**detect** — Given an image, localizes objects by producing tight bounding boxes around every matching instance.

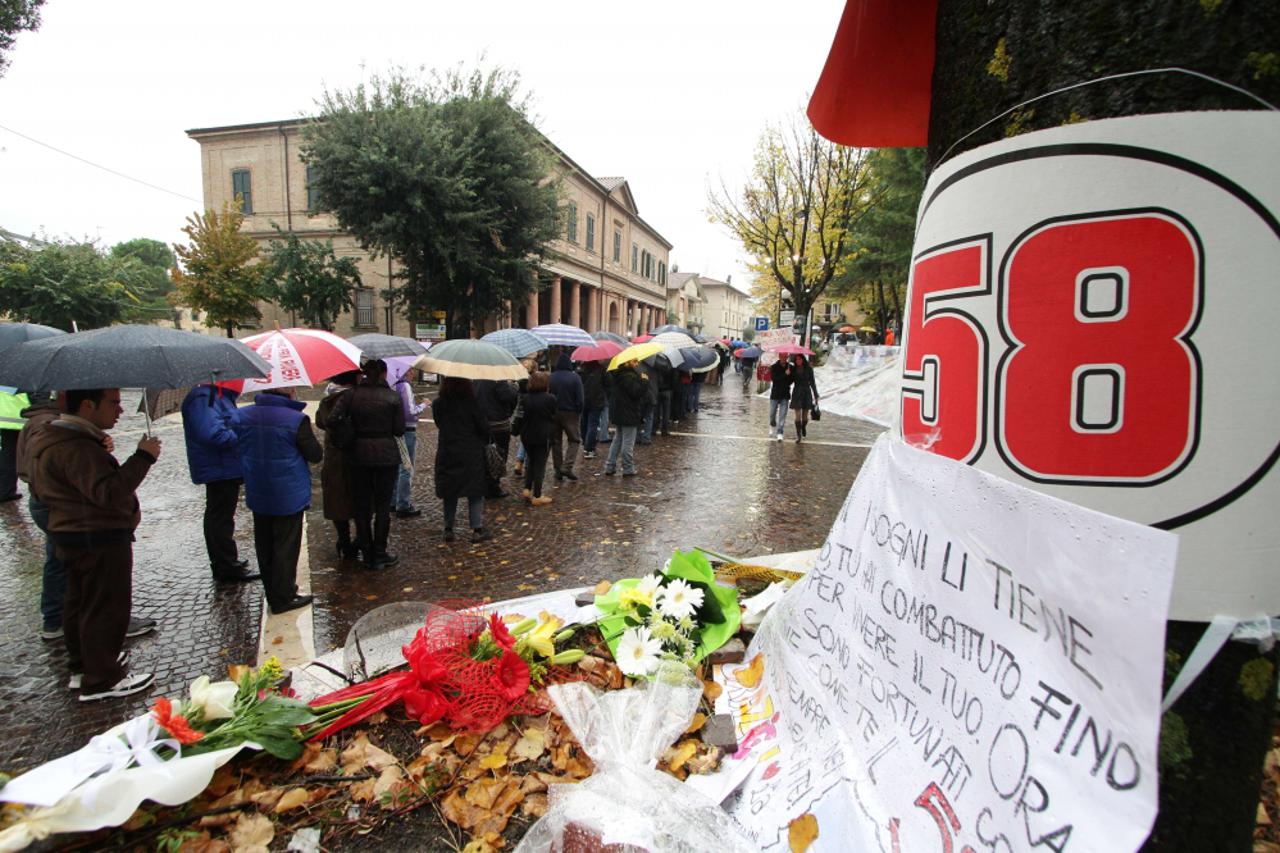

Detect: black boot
[334,521,359,559]
[801,421,808,437]
[795,422,803,443]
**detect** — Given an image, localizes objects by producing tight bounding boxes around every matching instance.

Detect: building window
[613,230,621,262]
[586,213,595,251]
[566,202,578,243]
[658,261,666,286]
[306,165,320,214]
[355,289,375,327]
[231,169,252,215]
[631,243,638,273]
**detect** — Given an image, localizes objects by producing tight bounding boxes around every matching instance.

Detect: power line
[0,122,200,203]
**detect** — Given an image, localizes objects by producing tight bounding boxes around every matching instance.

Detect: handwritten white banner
[717,435,1178,851]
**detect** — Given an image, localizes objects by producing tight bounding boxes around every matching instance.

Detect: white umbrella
[530,323,595,348]
[414,339,528,381]
[651,331,699,349]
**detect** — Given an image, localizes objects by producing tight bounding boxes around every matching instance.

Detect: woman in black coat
[788,354,820,443]
[315,370,361,558]
[431,377,492,543]
[519,371,559,505]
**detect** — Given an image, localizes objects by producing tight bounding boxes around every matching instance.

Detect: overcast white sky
[0,0,845,292]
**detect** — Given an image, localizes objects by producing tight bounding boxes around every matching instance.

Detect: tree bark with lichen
[926,1,1278,849]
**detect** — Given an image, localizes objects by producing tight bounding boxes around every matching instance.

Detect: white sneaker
[776,433,784,441]
[77,670,150,701]
[68,649,132,690]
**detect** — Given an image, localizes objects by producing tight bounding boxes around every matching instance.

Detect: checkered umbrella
[482,328,550,358]
[529,323,595,348]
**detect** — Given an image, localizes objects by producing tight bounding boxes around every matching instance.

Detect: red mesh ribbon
[309,601,580,740]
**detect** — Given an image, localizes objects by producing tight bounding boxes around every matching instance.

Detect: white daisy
[615,626,663,677]
[634,574,663,600]
[657,578,704,621]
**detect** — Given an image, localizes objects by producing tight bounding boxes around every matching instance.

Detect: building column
[527,289,540,328]
[569,280,581,328]
[586,285,599,332]
[549,276,562,325]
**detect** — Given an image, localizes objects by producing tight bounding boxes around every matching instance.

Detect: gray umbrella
[349,333,429,360]
[0,324,271,392]
[592,330,629,348]
[481,328,549,358]
[414,338,527,381]
[0,322,65,356]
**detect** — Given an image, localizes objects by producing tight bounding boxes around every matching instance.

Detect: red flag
[807,0,938,147]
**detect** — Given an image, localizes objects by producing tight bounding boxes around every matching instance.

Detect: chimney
[726,274,732,284]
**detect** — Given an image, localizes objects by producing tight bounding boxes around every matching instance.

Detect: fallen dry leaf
[686,746,723,776]
[464,777,508,811]
[520,791,549,819]
[177,831,231,853]
[348,777,378,803]
[735,653,765,689]
[341,733,397,773]
[228,811,274,852]
[479,750,508,771]
[462,831,506,853]
[510,726,547,763]
[373,765,405,802]
[666,740,699,773]
[788,812,819,853]
[368,711,389,725]
[703,679,723,702]
[684,712,708,734]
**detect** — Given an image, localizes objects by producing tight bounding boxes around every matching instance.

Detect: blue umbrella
[679,346,719,373]
[730,339,749,349]
[739,345,763,360]
[482,328,549,358]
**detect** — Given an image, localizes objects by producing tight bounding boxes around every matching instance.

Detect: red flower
[403,685,449,726]
[403,636,447,685]
[493,651,530,701]
[151,696,205,746]
[488,613,515,651]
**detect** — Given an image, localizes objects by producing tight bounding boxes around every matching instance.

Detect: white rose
[189,675,238,720]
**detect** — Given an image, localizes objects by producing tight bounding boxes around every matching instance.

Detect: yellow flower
[618,586,653,611]
[257,656,284,683]
[521,613,564,659]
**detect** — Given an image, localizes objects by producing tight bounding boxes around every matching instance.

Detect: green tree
[0,0,43,77]
[709,110,878,345]
[261,225,361,331]
[171,203,263,337]
[0,237,143,330]
[302,66,561,338]
[110,237,176,321]
[829,147,926,335]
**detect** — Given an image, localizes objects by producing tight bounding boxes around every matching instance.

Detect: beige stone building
[185,119,672,338]
[664,271,704,333]
[683,273,751,339]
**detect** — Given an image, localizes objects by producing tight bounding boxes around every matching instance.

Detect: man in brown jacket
[28,388,161,701]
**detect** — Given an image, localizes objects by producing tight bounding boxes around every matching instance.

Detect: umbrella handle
[142,389,153,438]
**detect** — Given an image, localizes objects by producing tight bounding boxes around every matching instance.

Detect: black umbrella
[0,325,271,392]
[349,333,429,360]
[0,322,65,356]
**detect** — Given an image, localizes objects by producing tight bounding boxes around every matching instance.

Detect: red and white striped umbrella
[220,328,363,393]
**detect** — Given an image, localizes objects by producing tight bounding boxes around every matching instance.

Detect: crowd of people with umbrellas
[0,318,817,702]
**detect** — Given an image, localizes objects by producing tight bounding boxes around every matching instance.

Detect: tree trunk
[225,322,233,338]
[929,3,1279,849]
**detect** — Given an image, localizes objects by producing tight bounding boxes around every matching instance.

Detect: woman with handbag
[430,377,493,543]
[789,354,820,443]
[518,371,558,506]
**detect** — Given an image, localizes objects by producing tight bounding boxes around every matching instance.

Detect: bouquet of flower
[594,549,741,677]
[308,606,584,740]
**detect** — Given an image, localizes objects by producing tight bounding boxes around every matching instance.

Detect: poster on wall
[713,435,1178,851]
[894,111,1280,619]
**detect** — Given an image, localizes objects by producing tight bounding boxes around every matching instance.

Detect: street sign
[754,316,769,331]
[779,309,795,327]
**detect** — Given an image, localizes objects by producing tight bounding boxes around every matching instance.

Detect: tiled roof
[597,177,627,191]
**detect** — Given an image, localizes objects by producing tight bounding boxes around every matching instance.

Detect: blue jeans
[443,495,484,530]
[29,497,65,630]
[604,425,638,475]
[394,430,417,510]
[687,383,702,413]
[516,441,526,463]
[583,408,604,452]
[640,407,655,442]
[769,398,789,437]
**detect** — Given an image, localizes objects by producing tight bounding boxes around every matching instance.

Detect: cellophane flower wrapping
[514,662,755,853]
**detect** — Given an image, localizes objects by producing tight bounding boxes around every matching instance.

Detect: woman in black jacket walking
[519,371,558,505]
[788,355,820,443]
[431,378,493,543]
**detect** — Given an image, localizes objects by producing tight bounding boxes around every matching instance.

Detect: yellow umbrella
[608,341,664,371]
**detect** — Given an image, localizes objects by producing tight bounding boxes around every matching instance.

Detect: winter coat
[518,391,558,449]
[27,416,156,544]
[789,363,820,411]
[181,385,243,485]
[475,380,518,430]
[16,400,59,484]
[348,379,405,468]
[769,361,794,401]
[609,366,646,427]
[581,366,607,410]
[636,366,659,407]
[316,388,356,521]
[549,352,584,412]
[235,393,323,516]
[431,393,490,500]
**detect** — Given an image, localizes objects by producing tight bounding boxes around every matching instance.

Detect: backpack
[326,391,356,450]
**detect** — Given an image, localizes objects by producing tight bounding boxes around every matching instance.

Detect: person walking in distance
[181,384,259,583]
[28,389,160,700]
[789,354,820,443]
[602,358,646,477]
[549,350,584,481]
[392,367,426,518]
[431,377,494,540]
[234,388,322,614]
[768,357,793,442]
[348,359,405,569]
[517,371,558,505]
[315,371,360,559]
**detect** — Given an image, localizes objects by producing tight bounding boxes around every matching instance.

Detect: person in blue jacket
[234,388,323,614]
[181,385,259,583]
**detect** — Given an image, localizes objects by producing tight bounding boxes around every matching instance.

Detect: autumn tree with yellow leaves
[171,202,264,337]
